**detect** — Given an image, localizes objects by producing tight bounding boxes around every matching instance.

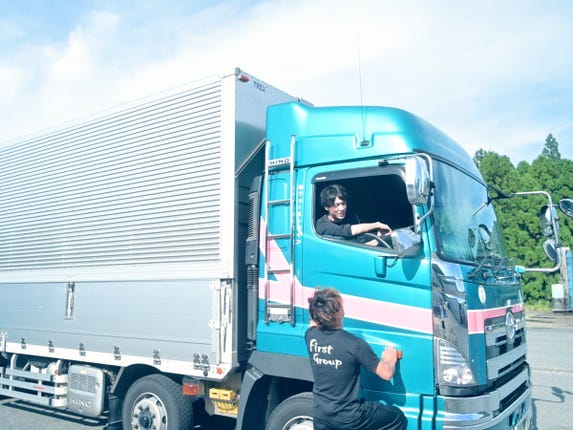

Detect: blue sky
[1,0,572,164]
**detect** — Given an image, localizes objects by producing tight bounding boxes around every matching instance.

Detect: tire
[122,374,194,430]
[266,392,314,430]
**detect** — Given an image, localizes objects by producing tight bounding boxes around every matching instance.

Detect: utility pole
[558,247,572,311]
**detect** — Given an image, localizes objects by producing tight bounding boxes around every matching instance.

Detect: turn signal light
[182,379,200,396]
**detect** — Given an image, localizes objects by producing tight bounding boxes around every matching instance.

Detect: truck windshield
[433,161,507,264]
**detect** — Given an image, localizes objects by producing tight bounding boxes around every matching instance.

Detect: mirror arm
[516,248,562,273]
[414,153,434,233]
[415,182,434,233]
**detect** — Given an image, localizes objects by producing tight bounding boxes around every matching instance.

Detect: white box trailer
[0,68,299,419]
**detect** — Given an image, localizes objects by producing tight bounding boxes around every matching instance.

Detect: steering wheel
[359,232,392,248]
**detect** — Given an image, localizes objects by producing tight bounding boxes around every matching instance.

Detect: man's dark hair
[308,287,343,330]
[319,184,348,208]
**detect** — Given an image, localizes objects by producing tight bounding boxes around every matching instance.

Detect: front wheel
[122,374,194,430]
[266,392,314,430]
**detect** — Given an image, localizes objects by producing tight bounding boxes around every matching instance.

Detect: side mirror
[542,238,558,262]
[559,198,573,218]
[405,156,431,205]
[539,205,559,238]
[391,228,421,257]
[512,190,562,273]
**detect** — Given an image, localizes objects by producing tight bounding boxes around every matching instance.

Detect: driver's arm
[350,221,391,237]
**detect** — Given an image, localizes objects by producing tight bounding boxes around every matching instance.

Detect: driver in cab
[316,184,392,246]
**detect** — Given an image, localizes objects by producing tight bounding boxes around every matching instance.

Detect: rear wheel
[122,374,194,430]
[266,392,314,430]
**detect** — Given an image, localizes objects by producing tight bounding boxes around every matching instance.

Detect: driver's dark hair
[308,287,343,330]
[320,184,348,208]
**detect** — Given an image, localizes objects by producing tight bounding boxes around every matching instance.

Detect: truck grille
[484,311,526,382]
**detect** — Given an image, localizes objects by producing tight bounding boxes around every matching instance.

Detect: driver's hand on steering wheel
[376,223,392,236]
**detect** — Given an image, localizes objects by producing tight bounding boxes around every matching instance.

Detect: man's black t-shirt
[315,214,353,238]
[306,326,380,426]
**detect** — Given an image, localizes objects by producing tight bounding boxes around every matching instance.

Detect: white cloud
[0,64,27,98]
[0,0,571,164]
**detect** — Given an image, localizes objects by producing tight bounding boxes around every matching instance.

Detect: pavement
[525,309,573,328]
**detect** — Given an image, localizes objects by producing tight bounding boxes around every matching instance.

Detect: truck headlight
[436,339,476,386]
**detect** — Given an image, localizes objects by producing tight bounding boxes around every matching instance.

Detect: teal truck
[1,68,569,429]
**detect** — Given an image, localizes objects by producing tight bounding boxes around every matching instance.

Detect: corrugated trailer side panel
[0,79,225,273]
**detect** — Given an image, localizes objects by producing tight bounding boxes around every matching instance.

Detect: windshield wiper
[468,253,514,280]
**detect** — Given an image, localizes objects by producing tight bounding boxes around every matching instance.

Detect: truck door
[301,163,435,410]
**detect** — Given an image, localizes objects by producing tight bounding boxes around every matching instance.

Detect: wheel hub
[131,394,168,430]
[284,416,313,430]
[137,408,152,429]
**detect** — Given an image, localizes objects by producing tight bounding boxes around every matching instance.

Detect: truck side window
[314,173,413,247]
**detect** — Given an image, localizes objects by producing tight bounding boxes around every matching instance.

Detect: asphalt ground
[526,309,573,430]
[526,309,573,328]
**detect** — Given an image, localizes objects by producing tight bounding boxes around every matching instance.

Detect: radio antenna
[357,35,368,145]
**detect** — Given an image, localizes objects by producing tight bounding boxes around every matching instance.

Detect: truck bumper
[438,366,532,430]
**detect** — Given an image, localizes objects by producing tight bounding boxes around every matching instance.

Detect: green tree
[542,133,561,160]
[474,150,519,192]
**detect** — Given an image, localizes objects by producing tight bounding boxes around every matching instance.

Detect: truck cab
[244,102,533,430]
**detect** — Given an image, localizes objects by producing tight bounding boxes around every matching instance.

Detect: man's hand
[376,222,392,236]
[382,346,398,364]
[375,346,398,380]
